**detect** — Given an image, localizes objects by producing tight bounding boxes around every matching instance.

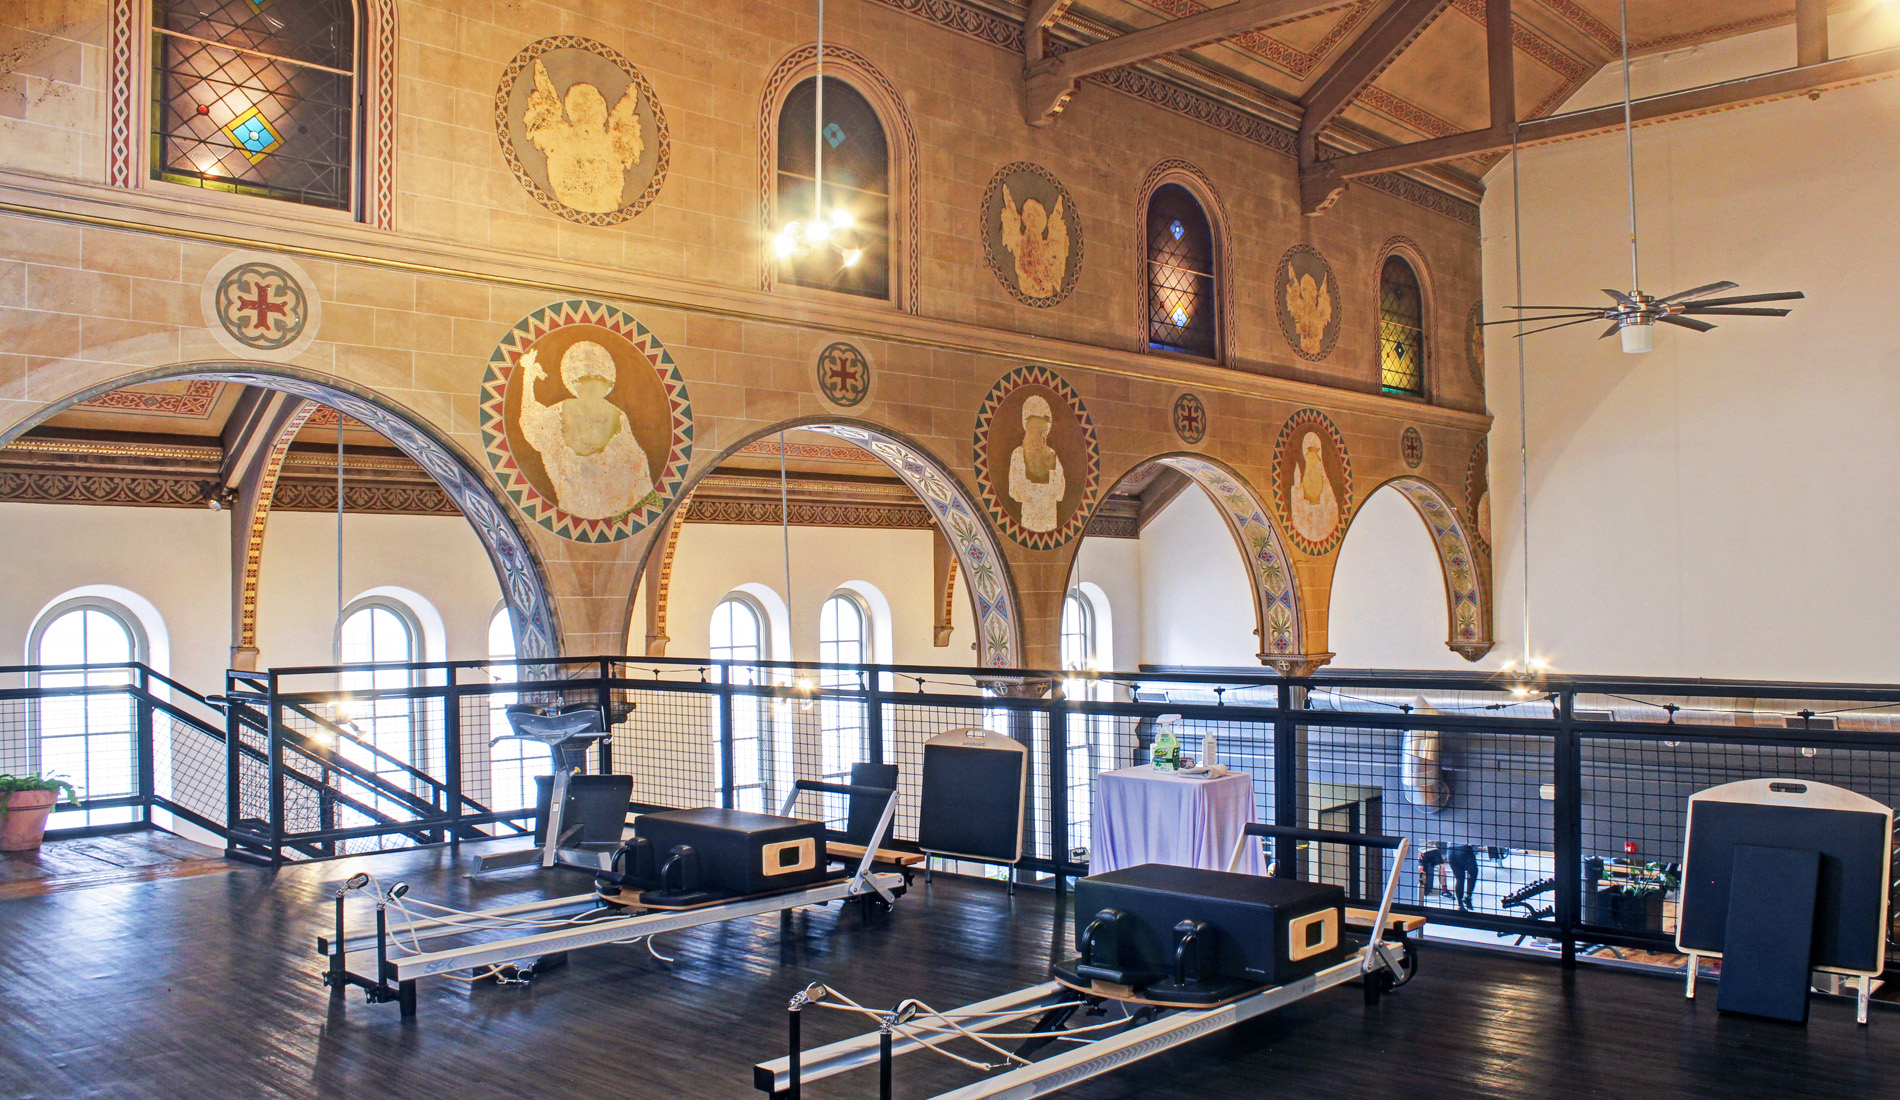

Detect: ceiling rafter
[1022,0,1353,125]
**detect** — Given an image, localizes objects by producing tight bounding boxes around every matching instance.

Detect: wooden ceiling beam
[1024,0,1347,125]
[1321,45,1900,181]
[1796,0,1829,68]
[1295,0,1456,213]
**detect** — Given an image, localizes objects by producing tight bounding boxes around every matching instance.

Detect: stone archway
[637,418,1023,668]
[1349,476,1493,661]
[0,362,562,659]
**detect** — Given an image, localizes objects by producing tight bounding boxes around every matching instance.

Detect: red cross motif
[1176,397,1204,438]
[823,349,863,393]
[235,279,288,333]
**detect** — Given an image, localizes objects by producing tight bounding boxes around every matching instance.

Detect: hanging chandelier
[771,0,862,268]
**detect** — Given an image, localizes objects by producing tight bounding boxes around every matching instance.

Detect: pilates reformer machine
[319,776,909,1018]
[755,824,1421,1100]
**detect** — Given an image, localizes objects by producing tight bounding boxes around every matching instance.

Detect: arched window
[337,598,421,786]
[776,76,890,300]
[1058,587,1111,859]
[713,595,781,812]
[816,593,870,822]
[151,0,358,211]
[29,600,146,821]
[1146,183,1217,358]
[1379,256,1426,396]
[1060,590,1096,674]
[486,606,544,814]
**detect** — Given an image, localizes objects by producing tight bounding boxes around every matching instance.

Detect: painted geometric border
[972,365,1100,551]
[479,300,693,543]
[494,36,671,226]
[980,162,1084,309]
[1401,426,1424,469]
[1389,476,1487,654]
[1165,455,1301,658]
[1272,406,1355,556]
[1465,438,1490,555]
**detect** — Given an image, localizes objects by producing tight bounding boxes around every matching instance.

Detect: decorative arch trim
[652,419,1021,667]
[1378,476,1492,661]
[757,45,921,313]
[0,363,561,660]
[238,400,319,652]
[107,0,399,228]
[1134,159,1233,363]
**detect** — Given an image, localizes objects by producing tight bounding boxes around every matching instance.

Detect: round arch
[1073,453,1310,673]
[0,362,561,660]
[1333,475,1493,662]
[632,418,1022,668]
[1134,158,1233,362]
[758,44,921,312]
[1372,234,1438,400]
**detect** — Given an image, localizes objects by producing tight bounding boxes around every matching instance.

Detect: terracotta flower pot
[0,790,59,851]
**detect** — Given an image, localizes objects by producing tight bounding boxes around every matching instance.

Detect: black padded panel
[1717,844,1821,1023]
[1680,802,1888,971]
[845,763,899,846]
[532,773,632,846]
[918,743,1024,863]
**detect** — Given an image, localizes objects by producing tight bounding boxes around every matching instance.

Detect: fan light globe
[1619,323,1653,354]
[830,208,854,230]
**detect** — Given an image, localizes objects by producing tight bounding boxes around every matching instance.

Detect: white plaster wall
[0,503,230,691]
[1070,536,1142,672]
[638,523,977,665]
[1328,487,1472,670]
[1136,489,1258,667]
[1477,10,1900,680]
[254,511,502,669]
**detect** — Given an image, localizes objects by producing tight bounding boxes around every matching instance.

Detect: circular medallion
[1272,408,1354,556]
[479,300,693,543]
[815,342,871,408]
[972,366,1100,550]
[1466,301,1485,387]
[495,36,670,226]
[1466,438,1491,555]
[1172,392,1207,445]
[980,162,1083,308]
[1274,244,1342,362]
[1401,426,1424,469]
[214,262,308,351]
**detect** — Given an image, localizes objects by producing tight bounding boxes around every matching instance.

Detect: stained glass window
[1380,256,1427,396]
[777,77,891,300]
[1146,184,1217,358]
[151,0,357,211]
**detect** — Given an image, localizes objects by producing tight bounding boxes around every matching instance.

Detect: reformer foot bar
[757,825,1415,1100]
[319,781,905,1018]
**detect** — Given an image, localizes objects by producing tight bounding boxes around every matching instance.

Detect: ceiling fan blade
[1482,312,1604,326]
[1655,280,1740,305]
[1602,289,1635,306]
[1503,304,1607,311]
[1659,315,1716,332]
[1514,317,1607,338]
[1597,321,1623,340]
[1680,306,1792,317]
[1688,291,1805,307]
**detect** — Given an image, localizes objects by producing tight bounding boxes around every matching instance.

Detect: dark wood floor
[0,838,1891,1100]
[0,828,230,899]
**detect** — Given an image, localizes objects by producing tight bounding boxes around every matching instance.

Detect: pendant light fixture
[771,0,863,269]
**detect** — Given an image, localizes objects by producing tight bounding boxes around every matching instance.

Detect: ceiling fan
[1487,0,1803,353]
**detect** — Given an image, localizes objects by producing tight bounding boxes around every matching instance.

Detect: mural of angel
[522,59,644,214]
[1290,431,1339,546]
[1007,394,1066,532]
[999,184,1069,299]
[517,341,654,520]
[1285,263,1333,355]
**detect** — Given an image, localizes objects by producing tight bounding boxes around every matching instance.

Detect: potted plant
[1597,861,1680,932]
[0,774,80,852]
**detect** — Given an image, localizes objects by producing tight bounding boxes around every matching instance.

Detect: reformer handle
[790,780,897,801]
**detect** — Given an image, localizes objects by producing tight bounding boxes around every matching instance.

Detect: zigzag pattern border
[971,365,1101,551]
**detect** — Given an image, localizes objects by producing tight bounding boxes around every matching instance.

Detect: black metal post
[328,892,348,997]
[1048,683,1070,883]
[1273,679,1303,881]
[787,1000,803,1100]
[879,1023,894,1100]
[223,676,242,858]
[866,668,884,767]
[1553,687,1582,969]
[718,665,737,811]
[267,671,285,867]
[135,674,155,827]
[596,658,615,775]
[443,679,463,847]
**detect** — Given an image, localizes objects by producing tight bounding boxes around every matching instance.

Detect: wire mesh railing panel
[609,686,717,812]
[1301,722,1555,923]
[164,712,226,827]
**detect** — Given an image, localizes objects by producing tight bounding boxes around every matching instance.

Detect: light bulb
[830,208,854,229]
[796,677,814,693]
[773,233,796,258]
[1619,322,1653,354]
[1529,657,1548,671]
[331,697,355,724]
[840,248,862,267]
[805,219,833,244]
